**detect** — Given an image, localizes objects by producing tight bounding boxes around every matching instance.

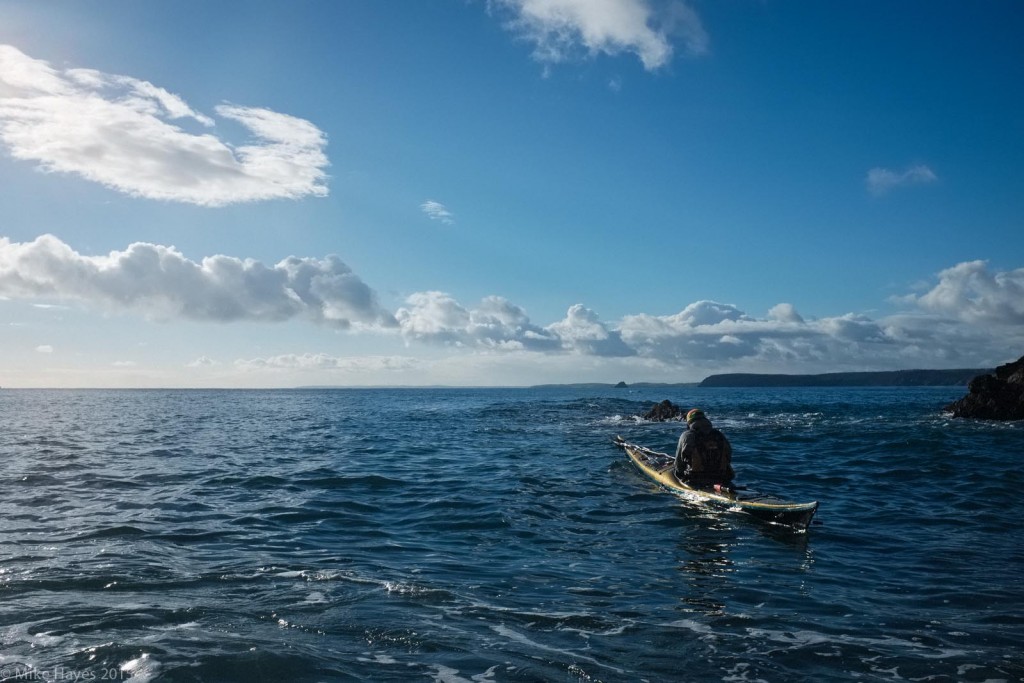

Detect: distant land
[297,370,990,391]
[697,368,990,388]
[530,382,699,390]
[528,369,993,391]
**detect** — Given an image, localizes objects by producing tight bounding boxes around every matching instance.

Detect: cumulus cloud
[545,303,634,356]
[0,45,328,205]
[3,235,1018,375]
[904,260,1024,325]
[395,291,561,351]
[0,234,396,328]
[866,164,937,196]
[619,301,761,361]
[421,200,455,225]
[496,0,708,71]
[381,264,1022,371]
[612,283,1021,371]
[35,344,53,353]
[768,303,804,324]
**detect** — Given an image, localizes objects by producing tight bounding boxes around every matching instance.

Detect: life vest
[686,429,731,482]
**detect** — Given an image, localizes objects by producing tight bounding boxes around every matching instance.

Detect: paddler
[674,408,735,489]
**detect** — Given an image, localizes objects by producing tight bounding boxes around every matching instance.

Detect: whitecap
[430,664,499,682]
[594,414,649,426]
[31,631,64,646]
[150,621,201,632]
[430,665,474,683]
[120,653,161,683]
[383,580,445,596]
[357,653,400,665]
[665,619,716,635]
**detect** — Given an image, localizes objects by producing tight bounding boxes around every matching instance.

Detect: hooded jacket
[674,416,734,486]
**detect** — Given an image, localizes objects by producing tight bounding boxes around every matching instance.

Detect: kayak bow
[613,435,818,531]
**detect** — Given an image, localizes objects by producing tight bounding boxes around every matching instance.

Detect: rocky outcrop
[945,355,1024,420]
[642,399,685,422]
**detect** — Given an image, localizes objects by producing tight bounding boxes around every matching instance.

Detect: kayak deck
[614,436,818,531]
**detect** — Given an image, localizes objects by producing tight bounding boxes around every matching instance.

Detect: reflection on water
[673,508,816,620]
[676,519,738,617]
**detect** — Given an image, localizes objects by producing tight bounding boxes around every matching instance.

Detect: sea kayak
[613,435,819,531]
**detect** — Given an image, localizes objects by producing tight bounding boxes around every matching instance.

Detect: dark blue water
[1,387,1021,682]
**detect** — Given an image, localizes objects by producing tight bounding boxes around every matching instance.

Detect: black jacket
[674,416,734,485]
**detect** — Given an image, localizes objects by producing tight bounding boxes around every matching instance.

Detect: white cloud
[866,164,937,196]
[0,45,328,205]
[396,291,472,343]
[421,200,455,225]
[395,291,561,351]
[35,344,53,353]
[0,234,396,329]
[186,356,218,368]
[3,236,1019,378]
[545,303,633,356]
[611,280,1021,371]
[904,260,1024,325]
[496,0,707,71]
[350,264,1023,371]
[235,353,419,373]
[767,303,804,323]
[619,301,760,361]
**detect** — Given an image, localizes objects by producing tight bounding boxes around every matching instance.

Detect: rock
[615,381,629,389]
[944,355,1024,420]
[642,399,685,422]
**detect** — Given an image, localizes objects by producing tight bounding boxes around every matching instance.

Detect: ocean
[1,386,1021,682]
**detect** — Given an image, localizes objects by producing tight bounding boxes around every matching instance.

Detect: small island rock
[944,355,1024,420]
[642,399,685,422]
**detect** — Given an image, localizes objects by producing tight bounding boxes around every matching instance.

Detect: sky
[1,0,1022,388]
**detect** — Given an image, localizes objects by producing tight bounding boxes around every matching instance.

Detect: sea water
[0,386,1021,682]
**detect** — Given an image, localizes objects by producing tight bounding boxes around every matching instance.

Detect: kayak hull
[614,436,818,531]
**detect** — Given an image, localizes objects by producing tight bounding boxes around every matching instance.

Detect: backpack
[688,429,730,479]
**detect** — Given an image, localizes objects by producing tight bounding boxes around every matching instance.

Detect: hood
[688,416,714,433]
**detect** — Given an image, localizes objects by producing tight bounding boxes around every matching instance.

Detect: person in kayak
[674,408,735,488]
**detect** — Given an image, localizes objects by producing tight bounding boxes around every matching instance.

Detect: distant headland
[697,368,989,388]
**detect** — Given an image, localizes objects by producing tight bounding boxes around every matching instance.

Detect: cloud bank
[1,235,1019,372]
[0,45,329,206]
[390,262,1022,371]
[496,0,708,71]
[0,234,394,328]
[235,353,419,373]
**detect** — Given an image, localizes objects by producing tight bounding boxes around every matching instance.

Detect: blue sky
[1,0,1022,387]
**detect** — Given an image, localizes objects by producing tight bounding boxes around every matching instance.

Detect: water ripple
[0,387,1021,682]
